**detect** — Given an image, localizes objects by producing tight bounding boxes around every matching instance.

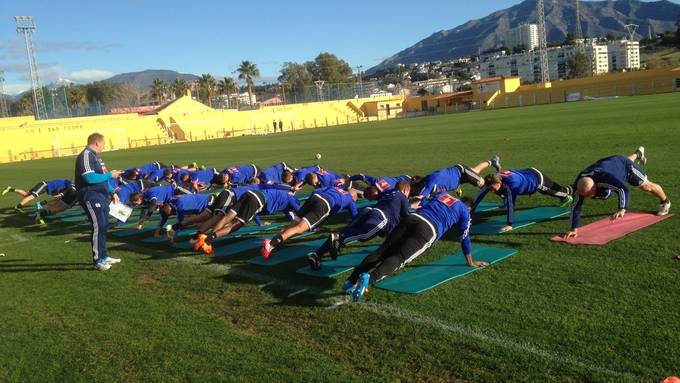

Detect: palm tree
[172,78,189,99]
[198,74,217,107]
[217,77,239,108]
[237,60,260,107]
[150,78,169,105]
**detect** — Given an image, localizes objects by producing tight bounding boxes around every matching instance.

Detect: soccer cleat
[1,186,12,196]
[104,257,121,265]
[201,242,213,255]
[342,280,356,295]
[559,195,574,208]
[329,233,341,260]
[352,273,371,302]
[165,224,175,241]
[192,234,208,252]
[658,200,671,216]
[94,261,112,271]
[490,155,501,172]
[261,239,274,260]
[636,146,647,165]
[307,252,321,270]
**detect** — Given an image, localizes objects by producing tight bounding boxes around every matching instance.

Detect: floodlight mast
[15,16,48,120]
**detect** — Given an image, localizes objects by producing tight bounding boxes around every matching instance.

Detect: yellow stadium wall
[487,68,680,109]
[0,95,405,164]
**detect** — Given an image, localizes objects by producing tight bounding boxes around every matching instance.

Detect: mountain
[103,69,200,89]
[369,0,680,72]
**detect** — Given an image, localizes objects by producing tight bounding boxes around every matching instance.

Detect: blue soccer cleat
[342,280,355,295]
[352,273,371,302]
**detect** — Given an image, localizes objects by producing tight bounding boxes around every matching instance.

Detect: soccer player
[258,162,294,184]
[159,193,217,242]
[302,169,348,189]
[188,168,228,192]
[74,133,122,271]
[289,165,322,189]
[196,188,301,254]
[347,193,488,302]
[34,184,79,224]
[307,181,411,270]
[348,173,413,199]
[472,167,573,232]
[146,166,173,184]
[563,147,671,238]
[223,164,259,185]
[129,184,179,229]
[261,186,359,259]
[3,178,74,212]
[411,156,500,205]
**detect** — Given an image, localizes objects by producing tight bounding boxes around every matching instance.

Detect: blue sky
[1,0,678,94]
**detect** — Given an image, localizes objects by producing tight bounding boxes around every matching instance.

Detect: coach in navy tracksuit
[75,133,122,271]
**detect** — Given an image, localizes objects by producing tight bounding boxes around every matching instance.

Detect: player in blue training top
[223,164,259,185]
[159,193,218,241]
[302,169,348,189]
[187,168,229,192]
[261,187,359,259]
[348,173,413,199]
[306,181,412,270]
[257,162,294,184]
[564,147,670,238]
[3,178,74,212]
[411,155,500,206]
[289,165,322,189]
[129,183,188,229]
[33,183,79,224]
[73,132,122,271]
[472,165,573,232]
[347,193,488,302]
[195,188,301,254]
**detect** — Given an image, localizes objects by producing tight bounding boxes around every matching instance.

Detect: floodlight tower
[575,0,583,41]
[537,0,550,83]
[624,24,639,42]
[15,16,47,120]
[0,71,9,118]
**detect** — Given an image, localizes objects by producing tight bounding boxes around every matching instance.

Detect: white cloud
[3,84,31,95]
[68,69,115,82]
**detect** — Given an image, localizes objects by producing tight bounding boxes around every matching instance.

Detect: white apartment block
[480,41,618,83]
[502,24,539,50]
[607,40,641,71]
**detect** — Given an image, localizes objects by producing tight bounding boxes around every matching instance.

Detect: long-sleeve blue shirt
[314,186,358,218]
[416,192,472,254]
[293,165,320,183]
[161,194,211,227]
[46,179,73,195]
[419,166,462,199]
[258,163,289,184]
[261,189,301,220]
[314,170,345,188]
[224,164,258,184]
[472,169,539,225]
[349,174,411,193]
[115,180,145,204]
[570,155,631,228]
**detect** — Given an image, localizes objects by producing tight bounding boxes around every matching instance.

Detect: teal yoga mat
[470,206,569,235]
[296,244,380,277]
[212,231,315,257]
[246,238,327,266]
[375,246,518,294]
[111,225,159,238]
[475,201,502,213]
[173,223,284,250]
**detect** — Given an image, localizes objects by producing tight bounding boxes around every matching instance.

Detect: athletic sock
[270,234,284,248]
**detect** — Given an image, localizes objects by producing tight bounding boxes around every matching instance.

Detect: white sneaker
[105,257,121,265]
[657,200,671,216]
[637,146,647,165]
[165,224,175,241]
[94,262,111,271]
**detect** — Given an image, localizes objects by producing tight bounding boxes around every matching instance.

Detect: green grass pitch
[0,92,679,382]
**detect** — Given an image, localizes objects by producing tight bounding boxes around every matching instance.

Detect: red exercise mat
[550,212,672,245]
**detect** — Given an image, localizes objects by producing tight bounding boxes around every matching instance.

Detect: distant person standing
[75,133,122,271]
[272,119,277,133]
[278,119,283,132]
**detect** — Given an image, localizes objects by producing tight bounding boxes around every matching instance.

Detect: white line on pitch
[258,281,275,289]
[286,288,307,298]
